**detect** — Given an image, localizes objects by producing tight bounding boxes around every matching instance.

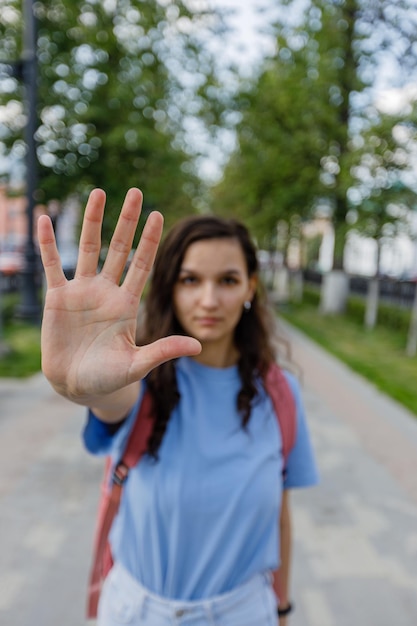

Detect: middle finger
[101,188,143,284]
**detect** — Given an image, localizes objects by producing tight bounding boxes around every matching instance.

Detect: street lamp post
[16,0,41,322]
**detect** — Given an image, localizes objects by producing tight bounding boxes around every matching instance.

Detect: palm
[38,188,200,405]
[42,275,139,398]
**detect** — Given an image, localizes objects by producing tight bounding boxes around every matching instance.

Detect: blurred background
[1,0,417,403]
[0,2,417,624]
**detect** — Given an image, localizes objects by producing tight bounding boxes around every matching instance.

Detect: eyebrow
[178,268,243,276]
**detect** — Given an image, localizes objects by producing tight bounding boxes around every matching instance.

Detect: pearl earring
[243,300,252,311]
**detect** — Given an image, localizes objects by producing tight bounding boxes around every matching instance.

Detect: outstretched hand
[38,188,201,413]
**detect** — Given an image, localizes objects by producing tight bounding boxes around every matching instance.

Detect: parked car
[0,251,25,275]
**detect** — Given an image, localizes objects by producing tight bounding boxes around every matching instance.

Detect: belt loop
[138,587,147,620]
[172,606,182,626]
[204,601,216,626]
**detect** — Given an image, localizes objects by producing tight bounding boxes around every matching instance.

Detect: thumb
[131,336,202,380]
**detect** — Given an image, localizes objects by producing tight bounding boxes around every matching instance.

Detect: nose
[200,281,218,308]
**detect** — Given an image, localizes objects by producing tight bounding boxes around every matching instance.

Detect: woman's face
[173,238,257,356]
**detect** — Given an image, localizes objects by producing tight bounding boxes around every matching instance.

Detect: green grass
[278,294,417,417]
[1,285,416,419]
[0,321,41,377]
[0,292,41,377]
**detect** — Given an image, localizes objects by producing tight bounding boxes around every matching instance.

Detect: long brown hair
[138,215,279,458]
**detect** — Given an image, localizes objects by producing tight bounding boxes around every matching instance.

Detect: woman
[38,188,318,625]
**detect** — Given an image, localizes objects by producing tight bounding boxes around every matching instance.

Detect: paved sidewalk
[280,321,417,626]
[0,374,102,625]
[0,323,416,625]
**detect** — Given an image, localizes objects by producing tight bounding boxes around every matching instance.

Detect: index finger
[122,210,164,298]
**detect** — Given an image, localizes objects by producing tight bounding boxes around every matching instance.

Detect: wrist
[277,602,293,617]
[49,377,140,415]
[89,383,140,422]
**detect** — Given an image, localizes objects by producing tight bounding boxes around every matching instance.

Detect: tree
[348,105,417,327]
[0,0,224,241]
[210,33,328,251]
[273,0,417,269]
[212,0,417,311]
[272,0,417,312]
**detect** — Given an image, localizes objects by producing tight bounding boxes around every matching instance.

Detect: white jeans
[98,562,278,626]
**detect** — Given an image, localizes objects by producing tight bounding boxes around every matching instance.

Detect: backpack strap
[264,362,297,469]
[87,391,154,619]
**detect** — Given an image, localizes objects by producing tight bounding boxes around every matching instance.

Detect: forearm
[89,382,141,423]
[274,520,291,605]
[273,489,292,614]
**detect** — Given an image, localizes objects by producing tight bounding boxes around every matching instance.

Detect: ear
[246,274,258,302]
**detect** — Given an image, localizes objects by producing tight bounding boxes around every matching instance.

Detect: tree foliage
[350,109,417,251]
[211,0,417,266]
[0,0,224,241]
[211,44,329,248]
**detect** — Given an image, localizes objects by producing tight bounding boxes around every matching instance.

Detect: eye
[179,275,198,285]
[220,275,239,285]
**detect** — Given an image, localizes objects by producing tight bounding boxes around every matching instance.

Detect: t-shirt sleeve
[283,371,319,489]
[82,386,144,456]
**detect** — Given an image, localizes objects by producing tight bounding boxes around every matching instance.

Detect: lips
[195,317,222,325]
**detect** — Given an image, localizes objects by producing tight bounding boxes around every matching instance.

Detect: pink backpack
[86,362,296,618]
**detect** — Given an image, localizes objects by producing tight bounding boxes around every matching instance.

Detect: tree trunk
[320,270,349,314]
[332,218,347,271]
[272,267,290,304]
[365,277,379,330]
[290,269,303,303]
[365,239,382,330]
[406,283,417,357]
[0,279,11,357]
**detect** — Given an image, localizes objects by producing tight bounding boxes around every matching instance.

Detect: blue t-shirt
[83,357,318,600]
